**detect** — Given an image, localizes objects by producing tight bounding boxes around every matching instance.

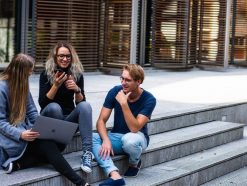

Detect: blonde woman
[0,53,89,186]
[38,41,93,173]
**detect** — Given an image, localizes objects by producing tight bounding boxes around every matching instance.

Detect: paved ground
[29,67,247,128]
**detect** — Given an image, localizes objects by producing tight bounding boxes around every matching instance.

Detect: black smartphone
[54,68,64,76]
[54,68,63,73]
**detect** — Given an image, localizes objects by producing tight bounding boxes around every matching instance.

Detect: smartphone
[54,68,63,73]
[54,68,64,76]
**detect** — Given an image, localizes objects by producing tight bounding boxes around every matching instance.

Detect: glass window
[0,0,15,63]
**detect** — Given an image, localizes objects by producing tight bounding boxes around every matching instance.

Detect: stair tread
[201,166,247,185]
[0,121,244,185]
[93,138,247,186]
[148,121,244,150]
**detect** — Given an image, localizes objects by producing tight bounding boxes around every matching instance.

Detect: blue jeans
[41,102,92,152]
[92,131,147,176]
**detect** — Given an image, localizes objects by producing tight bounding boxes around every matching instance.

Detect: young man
[93,64,156,186]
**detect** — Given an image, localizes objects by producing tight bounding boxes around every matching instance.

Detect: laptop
[32,115,78,144]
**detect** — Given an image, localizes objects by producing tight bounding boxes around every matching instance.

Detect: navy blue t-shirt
[103,85,156,145]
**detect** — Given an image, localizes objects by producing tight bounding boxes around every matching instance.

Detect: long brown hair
[0,53,34,125]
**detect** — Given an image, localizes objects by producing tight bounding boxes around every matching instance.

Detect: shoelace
[82,151,92,165]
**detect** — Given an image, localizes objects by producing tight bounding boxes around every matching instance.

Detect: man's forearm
[97,121,109,141]
[121,103,140,132]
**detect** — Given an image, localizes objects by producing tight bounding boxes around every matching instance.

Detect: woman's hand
[46,72,68,100]
[21,129,40,141]
[64,75,78,92]
[53,72,67,88]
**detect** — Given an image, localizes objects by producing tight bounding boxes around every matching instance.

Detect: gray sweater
[0,80,38,168]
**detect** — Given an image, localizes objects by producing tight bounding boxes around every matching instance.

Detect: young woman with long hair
[38,41,93,173]
[0,53,89,186]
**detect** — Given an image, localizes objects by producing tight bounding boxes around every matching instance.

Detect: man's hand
[99,139,114,160]
[115,90,131,105]
[21,129,40,141]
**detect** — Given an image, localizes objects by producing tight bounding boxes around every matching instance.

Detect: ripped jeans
[92,131,147,176]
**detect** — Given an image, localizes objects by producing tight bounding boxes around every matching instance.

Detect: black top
[38,70,86,115]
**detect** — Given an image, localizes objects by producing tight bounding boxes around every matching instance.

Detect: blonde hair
[45,41,84,84]
[0,53,34,126]
[123,64,145,83]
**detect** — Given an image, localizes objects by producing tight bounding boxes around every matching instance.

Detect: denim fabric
[41,102,92,151]
[121,132,147,165]
[92,131,147,176]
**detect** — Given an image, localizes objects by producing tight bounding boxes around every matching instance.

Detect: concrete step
[0,121,244,185]
[201,126,247,186]
[149,102,247,136]
[65,102,247,154]
[201,166,247,186]
[93,138,247,186]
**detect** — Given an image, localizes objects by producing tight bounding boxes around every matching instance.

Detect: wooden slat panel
[101,0,132,68]
[231,0,247,64]
[197,0,226,64]
[151,0,228,67]
[30,0,100,71]
[151,0,190,67]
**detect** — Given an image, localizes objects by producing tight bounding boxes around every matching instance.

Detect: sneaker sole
[5,163,13,174]
[124,169,140,178]
[80,165,92,173]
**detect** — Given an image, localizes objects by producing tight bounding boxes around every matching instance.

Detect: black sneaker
[124,159,142,177]
[99,178,125,186]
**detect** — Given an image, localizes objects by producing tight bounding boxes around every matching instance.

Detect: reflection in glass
[0,0,15,63]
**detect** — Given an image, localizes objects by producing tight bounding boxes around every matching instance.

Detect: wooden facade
[0,0,247,71]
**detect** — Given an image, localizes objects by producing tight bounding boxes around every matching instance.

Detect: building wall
[0,0,247,71]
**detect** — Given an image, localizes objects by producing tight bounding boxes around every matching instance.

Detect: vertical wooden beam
[230,0,237,64]
[31,0,37,58]
[224,0,232,68]
[185,0,190,66]
[139,0,147,66]
[190,0,199,64]
[20,0,29,53]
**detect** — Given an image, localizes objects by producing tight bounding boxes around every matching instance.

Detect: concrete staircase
[201,166,247,186]
[1,104,247,186]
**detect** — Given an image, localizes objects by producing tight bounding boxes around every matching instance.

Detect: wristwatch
[75,87,81,94]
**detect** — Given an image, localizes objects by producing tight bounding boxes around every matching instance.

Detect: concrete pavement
[29,67,247,128]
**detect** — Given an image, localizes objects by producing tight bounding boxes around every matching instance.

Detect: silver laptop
[32,115,78,144]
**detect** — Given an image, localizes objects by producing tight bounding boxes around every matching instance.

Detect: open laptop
[32,115,78,144]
